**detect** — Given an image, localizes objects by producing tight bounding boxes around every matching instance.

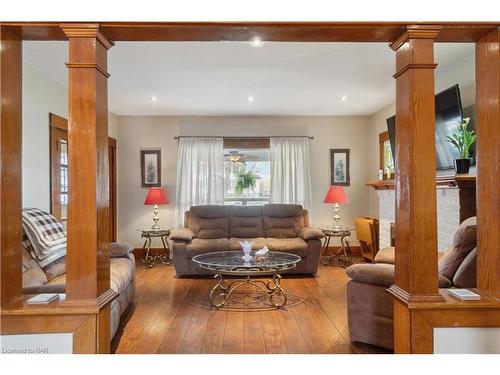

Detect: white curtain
[270,137,312,211]
[175,137,224,226]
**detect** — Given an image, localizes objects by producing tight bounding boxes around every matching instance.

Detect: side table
[138,228,173,268]
[320,227,354,267]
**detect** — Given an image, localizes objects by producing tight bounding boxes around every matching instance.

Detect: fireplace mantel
[367,174,476,190]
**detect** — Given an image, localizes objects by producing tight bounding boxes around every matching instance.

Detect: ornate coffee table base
[209,273,287,309]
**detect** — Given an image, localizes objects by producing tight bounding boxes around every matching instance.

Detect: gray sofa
[170,204,324,276]
[345,216,477,350]
[22,242,136,339]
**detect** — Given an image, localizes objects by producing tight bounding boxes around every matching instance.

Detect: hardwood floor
[112,263,392,354]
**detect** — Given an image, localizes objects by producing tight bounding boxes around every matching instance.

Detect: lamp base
[332,203,341,231]
[151,204,161,230]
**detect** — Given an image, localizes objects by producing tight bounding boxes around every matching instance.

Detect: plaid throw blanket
[22,208,66,268]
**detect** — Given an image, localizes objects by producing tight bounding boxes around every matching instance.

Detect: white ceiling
[23,41,474,116]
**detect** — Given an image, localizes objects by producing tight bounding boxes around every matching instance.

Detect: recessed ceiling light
[247,95,254,102]
[250,37,264,47]
[341,96,348,102]
[150,96,158,102]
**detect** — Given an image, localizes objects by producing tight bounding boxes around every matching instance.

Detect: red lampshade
[144,187,169,205]
[323,186,349,204]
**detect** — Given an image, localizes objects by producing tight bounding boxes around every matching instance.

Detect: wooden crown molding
[390,25,442,51]
[60,23,114,50]
[65,63,111,78]
[393,63,438,78]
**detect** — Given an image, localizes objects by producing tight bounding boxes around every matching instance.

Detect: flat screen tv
[386,84,472,170]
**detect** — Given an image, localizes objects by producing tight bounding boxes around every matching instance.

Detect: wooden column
[0,26,23,307]
[476,28,500,298]
[61,24,115,352]
[388,25,443,354]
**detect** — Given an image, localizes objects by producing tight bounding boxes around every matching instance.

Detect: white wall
[22,62,68,211]
[116,115,371,246]
[22,61,119,211]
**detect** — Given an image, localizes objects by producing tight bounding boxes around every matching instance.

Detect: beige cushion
[438,217,477,280]
[266,237,308,257]
[298,227,324,240]
[42,256,66,282]
[188,206,230,239]
[170,228,195,242]
[229,206,264,238]
[346,263,452,288]
[263,204,305,238]
[109,257,135,294]
[22,248,48,287]
[46,257,135,295]
[229,237,267,251]
[110,242,134,258]
[186,238,229,258]
[374,247,395,264]
[452,247,477,288]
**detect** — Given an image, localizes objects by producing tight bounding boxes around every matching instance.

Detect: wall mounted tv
[386,84,474,171]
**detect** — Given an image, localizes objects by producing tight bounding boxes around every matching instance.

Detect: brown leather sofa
[345,216,477,350]
[170,204,324,276]
[22,242,136,339]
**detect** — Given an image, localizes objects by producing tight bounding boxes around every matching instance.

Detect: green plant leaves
[446,117,476,159]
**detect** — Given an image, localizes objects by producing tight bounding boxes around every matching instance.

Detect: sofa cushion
[229,237,267,251]
[266,237,308,257]
[45,256,136,295]
[374,247,395,264]
[452,247,477,288]
[438,217,477,281]
[186,238,229,258]
[298,227,324,240]
[110,242,134,258]
[170,228,195,242]
[188,206,230,239]
[42,256,66,282]
[346,263,453,288]
[229,206,264,238]
[263,204,305,238]
[110,257,135,294]
[22,248,48,287]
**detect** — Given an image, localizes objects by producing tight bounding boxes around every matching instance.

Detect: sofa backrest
[185,204,309,239]
[229,206,264,238]
[263,204,306,238]
[186,205,230,239]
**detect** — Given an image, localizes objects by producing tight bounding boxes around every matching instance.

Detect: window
[223,147,271,206]
[379,131,394,179]
[49,114,69,228]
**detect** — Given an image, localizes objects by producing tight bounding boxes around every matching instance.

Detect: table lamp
[144,187,169,230]
[323,186,349,230]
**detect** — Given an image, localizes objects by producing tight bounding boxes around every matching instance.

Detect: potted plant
[446,117,476,174]
[234,167,257,196]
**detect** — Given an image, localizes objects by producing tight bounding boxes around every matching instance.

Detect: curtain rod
[173,136,314,140]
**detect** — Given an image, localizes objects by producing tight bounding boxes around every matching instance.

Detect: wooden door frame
[49,113,117,240]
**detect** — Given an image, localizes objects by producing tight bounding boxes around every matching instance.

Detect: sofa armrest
[170,228,194,242]
[110,242,134,258]
[374,247,395,264]
[346,263,452,288]
[23,284,65,294]
[298,227,324,241]
[346,264,395,287]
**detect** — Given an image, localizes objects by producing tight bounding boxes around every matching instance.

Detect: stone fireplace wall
[378,188,461,250]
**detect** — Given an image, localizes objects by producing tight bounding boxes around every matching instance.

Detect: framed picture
[330,149,350,186]
[141,149,161,188]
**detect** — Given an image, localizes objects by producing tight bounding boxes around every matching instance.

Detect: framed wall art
[330,148,350,186]
[141,149,161,188]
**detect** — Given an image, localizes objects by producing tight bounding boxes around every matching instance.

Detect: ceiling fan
[224,150,247,163]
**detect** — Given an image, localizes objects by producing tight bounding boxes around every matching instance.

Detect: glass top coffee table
[192,251,301,309]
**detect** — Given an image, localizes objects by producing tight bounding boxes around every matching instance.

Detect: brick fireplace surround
[367,175,476,250]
